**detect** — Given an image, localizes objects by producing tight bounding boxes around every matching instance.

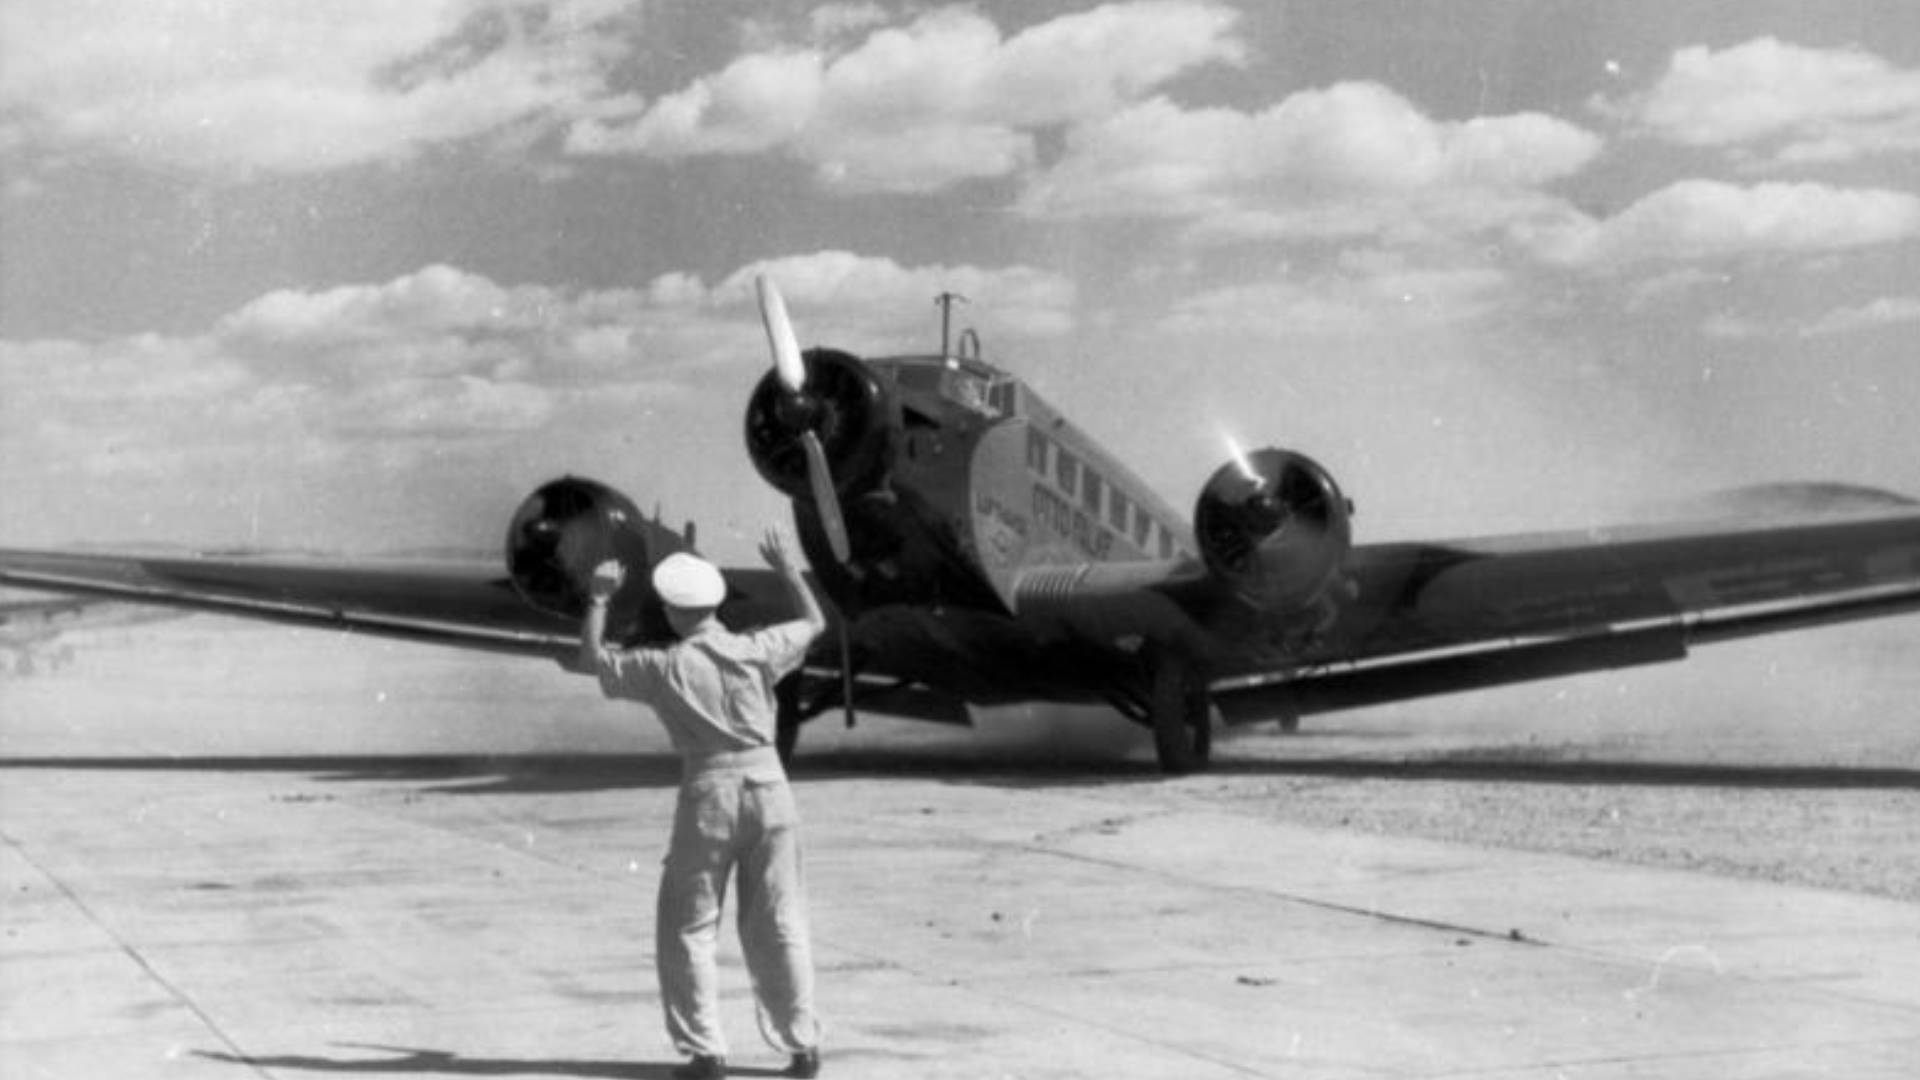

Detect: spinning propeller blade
[800,431,852,564]
[757,275,807,394]
[757,275,852,565]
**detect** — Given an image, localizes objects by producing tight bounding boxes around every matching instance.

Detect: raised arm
[759,530,826,639]
[565,559,624,674]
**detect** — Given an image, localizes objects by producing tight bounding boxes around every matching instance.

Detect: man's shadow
[195,1045,791,1078]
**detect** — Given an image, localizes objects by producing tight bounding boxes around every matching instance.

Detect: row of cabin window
[1026,427,1179,559]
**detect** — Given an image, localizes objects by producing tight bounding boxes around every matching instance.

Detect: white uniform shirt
[595,621,814,769]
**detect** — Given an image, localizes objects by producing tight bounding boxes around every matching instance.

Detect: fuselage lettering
[1032,484,1112,560]
[974,492,1030,540]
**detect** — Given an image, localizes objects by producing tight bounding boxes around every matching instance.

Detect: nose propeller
[755,276,852,565]
[758,275,808,395]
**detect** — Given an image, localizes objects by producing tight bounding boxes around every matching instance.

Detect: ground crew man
[569,530,826,1079]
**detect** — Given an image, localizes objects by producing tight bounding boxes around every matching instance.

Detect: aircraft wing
[0,548,788,658]
[1209,509,1920,722]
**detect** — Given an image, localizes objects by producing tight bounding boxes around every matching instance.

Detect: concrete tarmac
[5,618,1920,1078]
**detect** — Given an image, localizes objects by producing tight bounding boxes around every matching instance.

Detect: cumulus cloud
[1607,37,1920,166]
[1017,83,1601,247]
[1803,295,1920,337]
[0,253,1075,547]
[0,0,637,177]
[807,4,892,45]
[719,251,1077,343]
[588,250,1076,353]
[1698,313,1770,341]
[3,253,1071,470]
[1521,180,1920,267]
[567,49,823,158]
[567,1,1244,192]
[217,264,623,376]
[1160,253,1510,338]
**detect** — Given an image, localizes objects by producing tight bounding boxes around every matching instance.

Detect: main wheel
[1150,653,1213,775]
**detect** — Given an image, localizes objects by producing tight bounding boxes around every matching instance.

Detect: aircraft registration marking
[1024,425,1183,561]
[1033,484,1114,560]
[974,493,1030,566]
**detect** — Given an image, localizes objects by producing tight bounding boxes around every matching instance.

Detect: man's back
[596,621,813,758]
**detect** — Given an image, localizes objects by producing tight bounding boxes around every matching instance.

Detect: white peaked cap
[651,552,725,609]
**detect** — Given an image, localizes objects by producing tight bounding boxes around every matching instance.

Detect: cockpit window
[942,369,999,415]
[892,363,946,394]
[895,358,1007,418]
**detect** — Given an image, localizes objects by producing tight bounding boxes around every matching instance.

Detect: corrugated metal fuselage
[789,355,1201,708]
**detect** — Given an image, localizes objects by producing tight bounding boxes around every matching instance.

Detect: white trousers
[657,765,819,1058]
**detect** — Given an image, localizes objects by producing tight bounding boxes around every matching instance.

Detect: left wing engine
[1194,447,1353,615]
[506,476,680,642]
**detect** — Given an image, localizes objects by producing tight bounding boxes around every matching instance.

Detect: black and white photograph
[4,2,1918,1077]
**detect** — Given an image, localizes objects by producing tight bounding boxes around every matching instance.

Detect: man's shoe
[784,1047,821,1078]
[672,1055,726,1080]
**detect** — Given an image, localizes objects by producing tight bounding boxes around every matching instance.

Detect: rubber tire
[1150,654,1212,775]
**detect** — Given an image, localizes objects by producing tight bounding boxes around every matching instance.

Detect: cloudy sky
[4,0,1918,562]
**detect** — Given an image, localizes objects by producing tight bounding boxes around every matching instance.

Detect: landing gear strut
[1149,652,1213,775]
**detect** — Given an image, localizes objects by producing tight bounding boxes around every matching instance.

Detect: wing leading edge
[0,548,788,658]
[1212,509,1920,721]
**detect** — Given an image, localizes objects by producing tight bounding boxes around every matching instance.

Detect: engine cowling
[743,348,897,500]
[1194,448,1353,612]
[505,477,661,634]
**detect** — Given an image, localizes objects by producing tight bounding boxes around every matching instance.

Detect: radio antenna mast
[934,292,969,356]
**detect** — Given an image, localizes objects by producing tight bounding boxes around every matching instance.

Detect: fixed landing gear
[1149,652,1213,775]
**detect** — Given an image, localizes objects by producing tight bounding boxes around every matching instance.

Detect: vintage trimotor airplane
[4,278,1919,772]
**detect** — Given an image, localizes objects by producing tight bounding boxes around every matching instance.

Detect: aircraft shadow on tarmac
[4,750,1917,793]
[194,1044,796,1078]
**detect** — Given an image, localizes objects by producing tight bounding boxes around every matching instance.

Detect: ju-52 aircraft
[5,278,1919,772]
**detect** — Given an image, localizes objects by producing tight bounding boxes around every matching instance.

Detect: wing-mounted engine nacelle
[1194,448,1354,614]
[506,477,671,640]
[744,348,898,503]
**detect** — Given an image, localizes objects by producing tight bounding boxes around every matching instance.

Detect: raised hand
[759,529,802,575]
[589,560,625,604]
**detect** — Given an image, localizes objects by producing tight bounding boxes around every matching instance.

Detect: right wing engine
[1194,447,1353,616]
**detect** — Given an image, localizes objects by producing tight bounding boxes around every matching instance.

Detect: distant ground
[4,613,1918,899]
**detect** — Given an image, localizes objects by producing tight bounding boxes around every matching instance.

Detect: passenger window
[1026,429,1049,474]
[1082,470,1103,515]
[1109,491,1130,531]
[1056,450,1079,497]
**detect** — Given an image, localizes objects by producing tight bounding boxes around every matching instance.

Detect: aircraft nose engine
[505,477,657,622]
[1194,448,1353,612]
[743,348,896,505]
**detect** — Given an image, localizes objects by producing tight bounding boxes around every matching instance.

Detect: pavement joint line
[1028,838,1562,949]
[303,783,649,884]
[794,806,1563,1078]
[853,796,1568,951]
[0,828,274,1080]
[807,935,1285,1080]
[1005,807,1920,1021]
